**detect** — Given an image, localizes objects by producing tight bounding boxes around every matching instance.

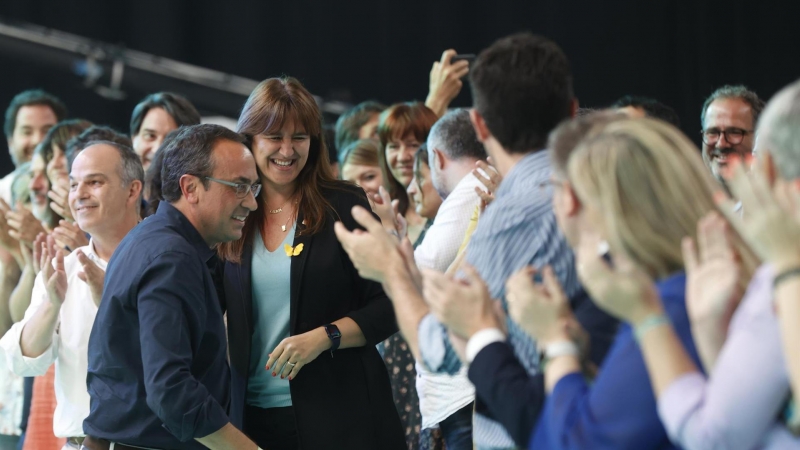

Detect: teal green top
[247,225,295,409]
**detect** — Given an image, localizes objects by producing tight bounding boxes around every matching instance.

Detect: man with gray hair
[0,140,144,449]
[415,108,488,269]
[411,108,487,448]
[700,84,765,190]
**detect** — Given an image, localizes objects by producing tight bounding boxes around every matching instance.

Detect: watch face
[326,325,342,339]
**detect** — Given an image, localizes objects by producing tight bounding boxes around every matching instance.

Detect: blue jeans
[439,402,474,450]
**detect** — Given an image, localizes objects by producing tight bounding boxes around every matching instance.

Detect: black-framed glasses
[700,127,753,146]
[204,177,262,199]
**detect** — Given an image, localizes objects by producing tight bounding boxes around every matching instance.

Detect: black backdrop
[1,0,799,175]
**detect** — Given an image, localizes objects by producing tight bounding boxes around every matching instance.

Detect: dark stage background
[1,0,799,175]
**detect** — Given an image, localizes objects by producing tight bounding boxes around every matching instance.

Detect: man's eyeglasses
[204,177,262,199]
[700,127,753,146]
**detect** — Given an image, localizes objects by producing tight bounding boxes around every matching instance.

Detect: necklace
[267,196,299,215]
[268,198,291,214]
[281,213,294,232]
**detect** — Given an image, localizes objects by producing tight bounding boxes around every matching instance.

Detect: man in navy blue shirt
[82,124,261,450]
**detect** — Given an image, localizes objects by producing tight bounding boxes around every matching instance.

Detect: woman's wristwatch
[324,324,342,356]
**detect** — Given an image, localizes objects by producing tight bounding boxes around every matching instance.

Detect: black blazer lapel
[289,212,312,335]
[239,241,255,335]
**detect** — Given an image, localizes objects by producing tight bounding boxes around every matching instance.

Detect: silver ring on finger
[287,361,297,366]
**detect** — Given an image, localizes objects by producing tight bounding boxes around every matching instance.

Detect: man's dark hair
[160,124,248,203]
[612,95,681,127]
[427,108,486,161]
[469,33,573,154]
[4,89,68,139]
[700,85,765,128]
[334,100,386,158]
[66,126,132,172]
[144,129,180,216]
[130,92,202,137]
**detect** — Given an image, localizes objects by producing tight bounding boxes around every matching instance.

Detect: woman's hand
[683,212,743,336]
[370,186,406,240]
[48,178,73,222]
[265,328,330,381]
[576,231,664,326]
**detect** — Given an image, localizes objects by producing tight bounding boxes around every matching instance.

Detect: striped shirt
[418,150,581,448]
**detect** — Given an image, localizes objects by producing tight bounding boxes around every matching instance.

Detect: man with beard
[700,85,764,193]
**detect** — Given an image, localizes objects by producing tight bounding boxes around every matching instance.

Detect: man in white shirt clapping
[1,140,143,449]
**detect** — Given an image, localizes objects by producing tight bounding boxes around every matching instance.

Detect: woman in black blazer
[219,77,405,450]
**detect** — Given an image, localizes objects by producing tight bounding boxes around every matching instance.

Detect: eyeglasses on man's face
[700,127,753,146]
[204,176,262,199]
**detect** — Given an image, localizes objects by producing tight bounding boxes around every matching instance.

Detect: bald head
[755,79,800,179]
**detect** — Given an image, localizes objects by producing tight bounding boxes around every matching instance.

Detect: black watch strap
[324,324,342,355]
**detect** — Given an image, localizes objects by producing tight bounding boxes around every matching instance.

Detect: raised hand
[48,178,74,222]
[334,205,402,284]
[6,202,47,247]
[369,186,405,240]
[52,220,89,252]
[425,49,470,117]
[719,155,800,270]
[0,199,20,253]
[76,249,105,306]
[40,235,67,307]
[31,232,47,275]
[575,231,663,326]
[473,158,502,212]
[682,212,743,333]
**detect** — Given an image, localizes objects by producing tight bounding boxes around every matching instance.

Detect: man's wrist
[465,313,501,339]
[465,327,506,363]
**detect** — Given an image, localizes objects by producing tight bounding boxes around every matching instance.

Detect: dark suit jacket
[468,289,619,447]
[224,183,405,450]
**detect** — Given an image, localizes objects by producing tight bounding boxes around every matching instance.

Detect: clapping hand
[334,205,403,284]
[718,155,800,270]
[48,178,73,222]
[422,265,502,339]
[682,212,744,334]
[77,250,105,306]
[52,220,89,253]
[506,265,572,345]
[369,186,406,240]
[6,202,47,247]
[40,235,67,307]
[473,158,502,212]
